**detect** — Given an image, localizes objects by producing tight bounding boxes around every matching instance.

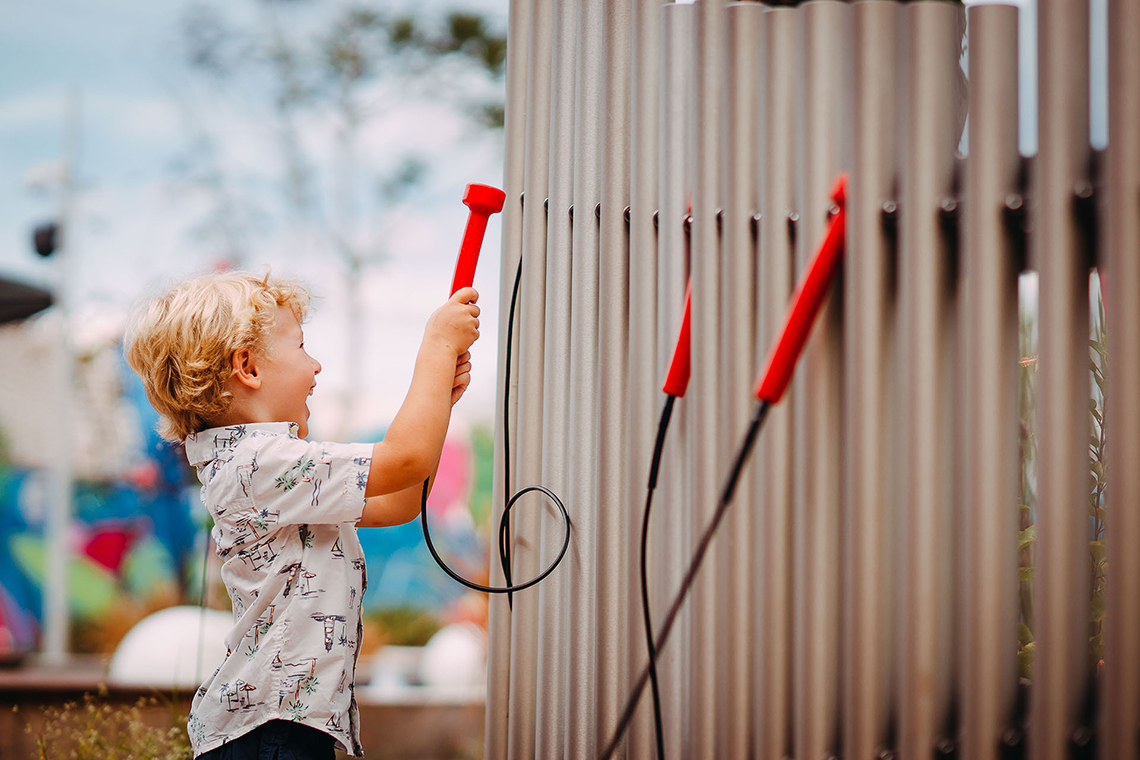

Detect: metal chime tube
[625,1,664,755]
[489,2,1128,757]
[755,7,798,758]
[843,2,899,757]
[723,5,764,759]
[485,0,529,755]
[657,5,697,755]
[1102,0,1140,755]
[794,3,850,757]
[1031,0,1093,756]
[688,1,726,753]
[562,0,605,753]
[504,1,554,756]
[961,6,1021,760]
[897,3,963,757]
[534,0,577,753]
[595,0,632,751]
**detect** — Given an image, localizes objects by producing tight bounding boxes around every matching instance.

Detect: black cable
[602,399,771,760]
[421,479,569,594]
[640,394,676,760]
[420,258,572,595]
[500,259,523,607]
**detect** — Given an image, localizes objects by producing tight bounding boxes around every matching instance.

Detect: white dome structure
[108,605,231,688]
[418,623,486,690]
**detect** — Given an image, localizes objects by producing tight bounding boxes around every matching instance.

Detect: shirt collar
[184,421,300,467]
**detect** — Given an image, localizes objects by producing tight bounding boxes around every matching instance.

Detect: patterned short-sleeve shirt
[184,422,372,757]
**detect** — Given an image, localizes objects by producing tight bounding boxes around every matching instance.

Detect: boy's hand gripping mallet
[450,183,507,295]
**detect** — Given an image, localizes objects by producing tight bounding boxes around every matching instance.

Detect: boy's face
[257,305,321,438]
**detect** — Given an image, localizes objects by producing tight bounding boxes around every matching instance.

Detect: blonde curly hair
[124,270,311,442]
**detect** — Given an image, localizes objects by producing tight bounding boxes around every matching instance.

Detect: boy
[124,271,479,758]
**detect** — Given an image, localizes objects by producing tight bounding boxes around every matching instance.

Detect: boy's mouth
[308,385,315,396]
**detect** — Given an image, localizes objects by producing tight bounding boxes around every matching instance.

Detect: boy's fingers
[455,361,472,375]
[451,371,471,402]
[451,287,479,305]
[456,351,471,365]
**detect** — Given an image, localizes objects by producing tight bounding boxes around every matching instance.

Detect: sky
[0,0,1109,442]
[0,0,512,440]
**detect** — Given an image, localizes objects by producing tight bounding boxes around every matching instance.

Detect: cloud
[0,92,67,131]
[90,96,183,144]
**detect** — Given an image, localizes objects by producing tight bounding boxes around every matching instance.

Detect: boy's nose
[312,358,322,375]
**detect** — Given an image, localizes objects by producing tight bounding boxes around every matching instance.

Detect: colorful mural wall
[0,345,494,660]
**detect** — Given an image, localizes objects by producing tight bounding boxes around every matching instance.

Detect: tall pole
[44,88,80,665]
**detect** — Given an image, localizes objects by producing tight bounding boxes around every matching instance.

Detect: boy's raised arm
[363,288,479,499]
[356,463,439,527]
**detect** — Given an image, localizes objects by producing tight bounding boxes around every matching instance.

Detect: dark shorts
[196,720,337,760]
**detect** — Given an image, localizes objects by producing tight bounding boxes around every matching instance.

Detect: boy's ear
[230,348,262,390]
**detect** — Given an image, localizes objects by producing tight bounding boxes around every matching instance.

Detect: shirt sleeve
[246,436,373,526]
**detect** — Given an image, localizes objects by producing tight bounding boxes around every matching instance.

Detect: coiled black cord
[419,259,571,598]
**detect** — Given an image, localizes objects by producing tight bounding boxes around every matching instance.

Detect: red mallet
[450,183,507,295]
[753,173,848,404]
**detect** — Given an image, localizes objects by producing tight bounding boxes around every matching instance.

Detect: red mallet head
[451,183,507,295]
[463,183,506,215]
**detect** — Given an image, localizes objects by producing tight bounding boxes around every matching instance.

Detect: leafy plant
[1088,289,1108,669]
[366,606,442,647]
[26,691,191,760]
[1017,275,1107,680]
[1017,293,1038,678]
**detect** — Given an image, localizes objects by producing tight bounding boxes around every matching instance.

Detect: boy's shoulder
[185,422,302,468]
[188,423,372,533]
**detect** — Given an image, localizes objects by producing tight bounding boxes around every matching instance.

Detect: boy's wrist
[413,344,461,394]
[417,338,459,367]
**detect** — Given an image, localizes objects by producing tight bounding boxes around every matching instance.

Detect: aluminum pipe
[594,0,632,752]
[756,8,799,758]
[561,0,605,753]
[533,0,577,753]
[484,0,530,755]
[896,3,965,757]
[960,6,1021,760]
[793,3,851,759]
[657,4,697,753]
[1031,0,1093,756]
[844,3,900,758]
[687,1,727,751]
[624,2,664,755]
[723,5,764,759]
[503,1,555,756]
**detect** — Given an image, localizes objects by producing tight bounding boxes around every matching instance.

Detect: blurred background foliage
[1016,274,1107,682]
[0,0,507,664]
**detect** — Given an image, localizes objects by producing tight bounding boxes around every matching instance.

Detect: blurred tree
[172,0,506,437]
